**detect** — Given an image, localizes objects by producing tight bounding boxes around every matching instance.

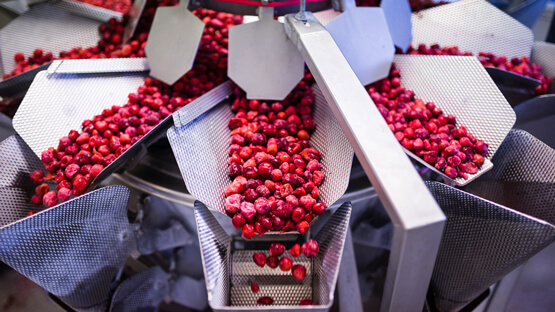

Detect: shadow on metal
[462,128,555,224]
[426,181,555,312]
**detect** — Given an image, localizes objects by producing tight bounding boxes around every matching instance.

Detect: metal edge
[0,63,52,97]
[484,67,542,89]
[0,184,130,230]
[50,0,123,22]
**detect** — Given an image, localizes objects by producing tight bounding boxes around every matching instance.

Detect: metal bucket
[0,134,135,311]
[194,200,352,311]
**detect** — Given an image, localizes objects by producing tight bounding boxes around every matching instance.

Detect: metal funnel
[0,134,135,311]
[167,83,353,217]
[426,181,555,312]
[109,266,171,312]
[194,200,352,311]
[462,128,555,225]
[394,55,515,185]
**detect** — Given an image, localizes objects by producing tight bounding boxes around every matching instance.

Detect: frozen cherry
[253,252,266,267]
[254,197,271,214]
[301,240,319,257]
[30,170,44,184]
[292,264,307,280]
[242,223,256,239]
[291,207,305,223]
[225,194,242,214]
[257,296,274,305]
[240,201,256,219]
[58,187,71,202]
[300,299,314,305]
[312,202,326,216]
[31,194,43,206]
[43,191,58,207]
[251,281,259,293]
[279,256,293,271]
[35,183,50,196]
[266,255,278,269]
[232,214,246,229]
[269,243,285,257]
[296,221,310,234]
[289,244,301,257]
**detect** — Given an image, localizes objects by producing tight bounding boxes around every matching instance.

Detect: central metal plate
[228,7,304,100]
[380,0,412,52]
[325,7,394,86]
[145,0,204,85]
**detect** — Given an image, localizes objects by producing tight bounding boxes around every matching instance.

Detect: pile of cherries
[251,240,319,306]
[73,0,132,13]
[367,64,488,180]
[28,9,242,209]
[407,44,553,94]
[3,0,178,79]
[224,74,328,239]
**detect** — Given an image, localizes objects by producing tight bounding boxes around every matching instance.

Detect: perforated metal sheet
[50,0,123,22]
[394,55,515,185]
[411,0,533,59]
[0,3,101,77]
[230,251,313,306]
[531,41,555,93]
[426,181,555,312]
[0,63,50,98]
[462,129,555,225]
[0,135,47,228]
[513,95,555,149]
[194,201,232,310]
[109,266,171,312]
[0,185,135,311]
[194,200,351,311]
[12,59,148,184]
[168,84,353,215]
[47,58,151,74]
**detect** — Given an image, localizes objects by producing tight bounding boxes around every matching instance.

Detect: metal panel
[167,84,353,216]
[0,3,101,77]
[426,181,555,312]
[462,129,555,225]
[284,13,445,312]
[411,0,533,58]
[194,200,351,311]
[531,41,555,93]
[394,55,515,186]
[513,95,555,149]
[49,0,123,22]
[109,266,171,312]
[0,183,134,310]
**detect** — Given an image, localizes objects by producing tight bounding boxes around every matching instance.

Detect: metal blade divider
[284,11,445,312]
